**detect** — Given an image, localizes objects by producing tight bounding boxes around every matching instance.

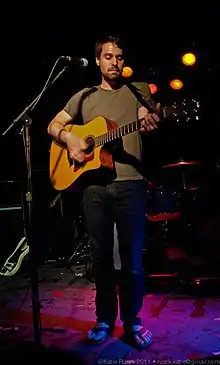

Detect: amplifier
[0,181,25,265]
[0,180,24,207]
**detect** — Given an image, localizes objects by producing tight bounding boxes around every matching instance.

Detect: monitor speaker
[0,205,25,267]
[0,181,25,267]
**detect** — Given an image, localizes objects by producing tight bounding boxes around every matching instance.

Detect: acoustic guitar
[49,98,200,191]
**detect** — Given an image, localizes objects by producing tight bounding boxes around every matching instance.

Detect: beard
[104,70,121,81]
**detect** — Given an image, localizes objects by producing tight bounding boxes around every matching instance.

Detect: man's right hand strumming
[64,132,87,163]
[47,109,87,163]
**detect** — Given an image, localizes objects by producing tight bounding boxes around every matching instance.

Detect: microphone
[63,56,88,68]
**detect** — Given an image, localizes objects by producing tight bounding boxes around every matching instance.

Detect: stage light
[170,79,183,90]
[122,66,133,77]
[181,52,196,66]
[149,83,158,94]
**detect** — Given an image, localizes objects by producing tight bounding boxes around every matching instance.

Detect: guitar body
[50,117,116,190]
[49,99,200,191]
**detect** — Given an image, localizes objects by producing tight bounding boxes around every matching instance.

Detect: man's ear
[95,58,100,66]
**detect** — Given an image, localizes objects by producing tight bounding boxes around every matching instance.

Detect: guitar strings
[82,99,199,148]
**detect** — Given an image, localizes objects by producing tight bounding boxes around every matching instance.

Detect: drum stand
[49,191,92,280]
[67,212,92,281]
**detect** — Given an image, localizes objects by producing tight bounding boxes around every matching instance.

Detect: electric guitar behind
[0,236,29,277]
[49,98,200,191]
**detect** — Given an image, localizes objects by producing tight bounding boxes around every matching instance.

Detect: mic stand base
[29,263,42,345]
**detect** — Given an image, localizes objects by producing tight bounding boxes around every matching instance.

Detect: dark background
[1,6,220,203]
[0,5,219,270]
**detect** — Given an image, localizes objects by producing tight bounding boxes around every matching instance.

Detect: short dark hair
[95,35,124,59]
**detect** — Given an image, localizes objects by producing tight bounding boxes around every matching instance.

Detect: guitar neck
[94,98,156,147]
[95,119,143,147]
[94,97,200,147]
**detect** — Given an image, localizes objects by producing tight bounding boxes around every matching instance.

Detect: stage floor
[0,263,220,363]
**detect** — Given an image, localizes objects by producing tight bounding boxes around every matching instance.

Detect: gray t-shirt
[64,82,151,181]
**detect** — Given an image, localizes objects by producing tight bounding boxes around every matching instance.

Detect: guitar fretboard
[95,119,142,147]
[93,97,200,147]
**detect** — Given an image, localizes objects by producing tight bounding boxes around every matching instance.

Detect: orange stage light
[149,83,158,94]
[181,52,196,66]
[122,66,133,77]
[169,79,183,90]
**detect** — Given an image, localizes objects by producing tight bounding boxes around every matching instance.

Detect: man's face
[96,42,124,80]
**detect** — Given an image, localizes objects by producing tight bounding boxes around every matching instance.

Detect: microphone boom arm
[1,60,69,138]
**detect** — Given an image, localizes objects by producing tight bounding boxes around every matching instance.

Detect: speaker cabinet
[0,181,25,266]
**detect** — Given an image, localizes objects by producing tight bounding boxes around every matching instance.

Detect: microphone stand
[0,60,71,346]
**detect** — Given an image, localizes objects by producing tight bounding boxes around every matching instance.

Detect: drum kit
[143,158,213,278]
[145,158,202,220]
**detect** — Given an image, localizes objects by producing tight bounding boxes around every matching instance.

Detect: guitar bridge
[67,135,95,168]
[67,153,85,167]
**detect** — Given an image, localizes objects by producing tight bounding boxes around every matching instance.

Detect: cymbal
[163,159,201,168]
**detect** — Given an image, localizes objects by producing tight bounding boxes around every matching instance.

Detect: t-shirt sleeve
[63,88,89,120]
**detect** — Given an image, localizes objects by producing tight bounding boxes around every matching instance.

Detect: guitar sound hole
[84,136,95,154]
[67,136,95,167]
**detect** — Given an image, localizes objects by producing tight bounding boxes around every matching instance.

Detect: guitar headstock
[165,98,200,123]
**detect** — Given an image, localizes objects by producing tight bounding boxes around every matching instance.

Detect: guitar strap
[75,83,156,122]
[125,82,156,113]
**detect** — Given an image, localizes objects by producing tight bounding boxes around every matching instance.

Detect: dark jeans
[83,180,146,328]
